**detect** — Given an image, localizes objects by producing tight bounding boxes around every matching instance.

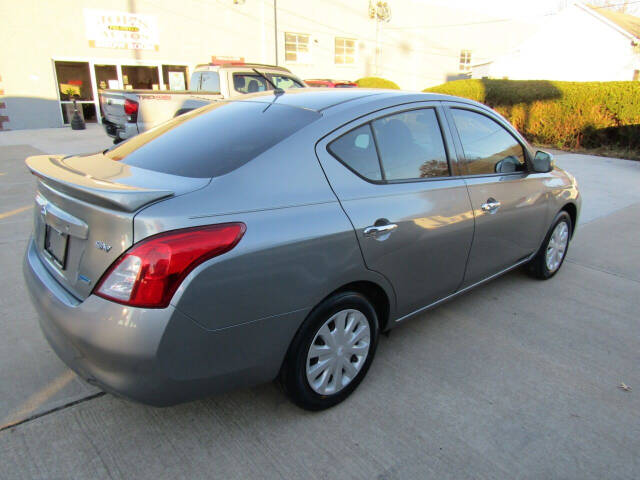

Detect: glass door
[94,64,119,119]
[54,61,97,124]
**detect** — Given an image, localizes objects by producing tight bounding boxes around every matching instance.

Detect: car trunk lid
[26,153,209,300]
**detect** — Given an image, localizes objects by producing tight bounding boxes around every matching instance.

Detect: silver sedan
[23,89,580,410]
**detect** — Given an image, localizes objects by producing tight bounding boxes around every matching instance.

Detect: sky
[414,0,640,17]
[413,0,565,17]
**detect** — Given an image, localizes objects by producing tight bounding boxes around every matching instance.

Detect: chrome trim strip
[394,254,535,324]
[38,194,89,239]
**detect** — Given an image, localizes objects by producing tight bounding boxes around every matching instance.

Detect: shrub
[356,77,400,89]
[425,79,640,151]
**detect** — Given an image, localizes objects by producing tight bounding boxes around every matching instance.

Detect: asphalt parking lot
[0,125,639,479]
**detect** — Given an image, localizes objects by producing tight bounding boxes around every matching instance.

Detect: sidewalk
[0,124,111,156]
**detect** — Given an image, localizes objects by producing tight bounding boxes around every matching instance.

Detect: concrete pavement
[551,149,640,224]
[0,128,638,479]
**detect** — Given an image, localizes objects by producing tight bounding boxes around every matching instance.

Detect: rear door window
[106,101,320,178]
[372,109,450,180]
[233,74,269,94]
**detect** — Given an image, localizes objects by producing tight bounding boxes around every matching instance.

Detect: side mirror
[532,150,554,173]
[495,156,520,173]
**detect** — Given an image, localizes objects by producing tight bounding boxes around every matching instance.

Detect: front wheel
[280,292,379,411]
[527,211,572,279]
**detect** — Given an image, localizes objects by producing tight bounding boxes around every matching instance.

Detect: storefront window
[95,65,119,90]
[122,65,160,90]
[55,61,93,101]
[162,65,188,90]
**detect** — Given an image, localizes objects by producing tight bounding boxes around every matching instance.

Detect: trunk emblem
[96,241,112,252]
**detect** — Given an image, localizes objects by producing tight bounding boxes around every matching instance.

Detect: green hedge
[425,79,640,151]
[356,77,400,89]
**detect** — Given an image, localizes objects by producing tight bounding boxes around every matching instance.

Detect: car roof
[235,88,449,112]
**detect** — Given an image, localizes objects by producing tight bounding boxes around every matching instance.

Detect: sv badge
[96,241,112,252]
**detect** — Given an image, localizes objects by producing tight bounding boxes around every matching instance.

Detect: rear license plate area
[44,224,68,269]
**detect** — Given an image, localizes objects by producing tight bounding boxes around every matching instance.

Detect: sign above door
[84,9,159,51]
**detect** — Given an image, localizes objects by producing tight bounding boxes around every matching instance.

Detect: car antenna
[252,68,284,95]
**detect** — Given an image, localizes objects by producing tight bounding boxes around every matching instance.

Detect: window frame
[443,103,533,178]
[327,123,384,182]
[326,105,456,185]
[459,49,472,73]
[335,37,357,65]
[284,32,311,64]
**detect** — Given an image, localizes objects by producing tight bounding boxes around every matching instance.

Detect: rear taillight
[124,98,139,123]
[124,98,138,115]
[95,223,246,308]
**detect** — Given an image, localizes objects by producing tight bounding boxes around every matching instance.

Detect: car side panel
[171,202,392,330]
[133,133,397,330]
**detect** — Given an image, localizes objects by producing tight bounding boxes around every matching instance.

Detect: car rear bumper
[23,238,304,406]
[102,118,137,142]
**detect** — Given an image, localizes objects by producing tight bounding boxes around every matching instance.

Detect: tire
[280,291,379,411]
[527,210,572,280]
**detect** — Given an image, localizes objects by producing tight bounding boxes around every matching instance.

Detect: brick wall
[0,75,8,130]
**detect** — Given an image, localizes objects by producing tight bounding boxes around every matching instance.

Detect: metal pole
[375,19,380,75]
[274,0,278,65]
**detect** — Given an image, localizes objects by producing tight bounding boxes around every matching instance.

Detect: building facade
[472,3,640,81]
[0,0,537,130]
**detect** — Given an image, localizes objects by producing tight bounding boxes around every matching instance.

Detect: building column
[0,75,8,130]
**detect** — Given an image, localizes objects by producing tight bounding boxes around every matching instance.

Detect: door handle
[481,198,501,213]
[364,223,398,237]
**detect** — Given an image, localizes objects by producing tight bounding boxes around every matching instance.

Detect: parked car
[24,89,580,410]
[100,63,306,143]
[305,79,358,88]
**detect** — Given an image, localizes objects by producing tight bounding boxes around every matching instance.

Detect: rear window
[105,101,320,178]
[191,71,220,93]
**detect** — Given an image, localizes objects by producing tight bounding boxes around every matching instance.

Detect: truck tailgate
[100,91,128,125]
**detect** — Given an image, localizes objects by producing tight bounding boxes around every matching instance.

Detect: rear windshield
[191,71,220,92]
[105,101,320,178]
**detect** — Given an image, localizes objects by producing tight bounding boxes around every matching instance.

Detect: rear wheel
[280,292,379,410]
[527,211,572,279]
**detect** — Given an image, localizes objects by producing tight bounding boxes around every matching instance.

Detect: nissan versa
[23,89,580,410]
